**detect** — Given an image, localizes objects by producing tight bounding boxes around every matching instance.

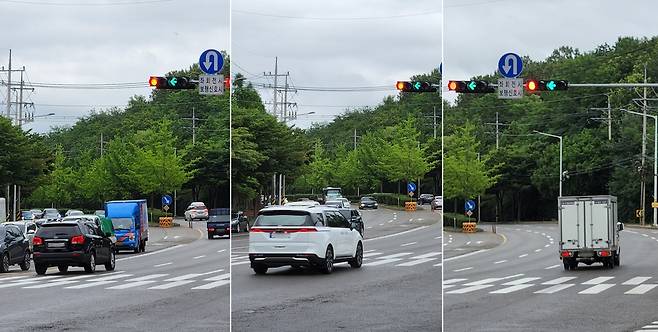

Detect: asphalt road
[444,223,658,332]
[0,219,230,332]
[231,205,442,332]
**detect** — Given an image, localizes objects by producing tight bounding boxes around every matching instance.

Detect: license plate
[48,242,65,248]
[270,232,289,239]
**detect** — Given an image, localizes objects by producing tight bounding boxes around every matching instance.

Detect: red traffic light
[525,79,538,91]
[448,81,459,91]
[396,81,410,91]
[149,76,164,88]
[224,76,230,89]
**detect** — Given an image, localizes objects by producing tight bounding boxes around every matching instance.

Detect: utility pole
[433,106,437,139]
[353,128,357,150]
[589,94,612,141]
[183,108,204,145]
[641,65,648,225]
[485,112,506,149]
[1,50,29,124]
[264,57,295,122]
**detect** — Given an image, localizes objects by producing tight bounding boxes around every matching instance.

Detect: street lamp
[620,108,658,227]
[534,130,564,197]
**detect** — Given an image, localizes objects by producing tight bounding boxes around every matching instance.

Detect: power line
[232,9,441,21]
[0,0,174,6]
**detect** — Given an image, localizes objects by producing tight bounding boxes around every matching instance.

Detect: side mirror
[617,222,624,231]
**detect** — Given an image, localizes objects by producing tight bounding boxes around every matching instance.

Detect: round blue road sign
[162,195,173,206]
[199,49,224,75]
[498,53,523,78]
[407,182,417,193]
[465,199,476,212]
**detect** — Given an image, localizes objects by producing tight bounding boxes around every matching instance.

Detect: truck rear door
[560,199,584,250]
[587,199,612,249]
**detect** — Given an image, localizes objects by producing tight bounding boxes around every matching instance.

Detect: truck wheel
[208,233,213,240]
[140,241,146,252]
[253,264,268,275]
[57,265,68,273]
[608,257,615,269]
[35,264,47,275]
[614,252,620,266]
[563,261,570,271]
[569,260,578,270]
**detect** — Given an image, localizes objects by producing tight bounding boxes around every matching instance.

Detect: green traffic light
[467,81,477,91]
[413,82,422,90]
[169,77,178,86]
[546,80,556,91]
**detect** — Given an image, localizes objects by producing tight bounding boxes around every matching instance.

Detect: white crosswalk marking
[623,277,652,285]
[107,280,157,289]
[88,273,133,282]
[583,277,614,285]
[363,258,402,266]
[23,280,80,289]
[65,280,119,289]
[192,280,230,290]
[165,274,202,281]
[376,252,413,259]
[126,274,169,281]
[490,284,535,294]
[625,284,658,295]
[444,278,467,285]
[447,284,493,294]
[204,273,230,281]
[542,277,577,285]
[395,258,438,266]
[493,260,507,264]
[579,284,615,294]
[502,277,541,286]
[363,252,383,258]
[534,284,575,294]
[411,252,441,259]
[149,280,196,290]
[231,260,251,266]
[0,280,41,288]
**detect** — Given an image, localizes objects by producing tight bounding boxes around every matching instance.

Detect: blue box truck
[105,199,149,253]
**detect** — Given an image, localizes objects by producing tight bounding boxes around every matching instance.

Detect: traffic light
[148,76,196,89]
[447,80,495,93]
[395,81,437,93]
[525,79,568,92]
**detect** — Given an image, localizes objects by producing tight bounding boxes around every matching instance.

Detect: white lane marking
[544,244,551,248]
[400,242,417,247]
[367,226,373,229]
[623,277,652,285]
[494,260,507,264]
[446,284,493,294]
[363,258,402,266]
[625,284,658,295]
[174,235,181,239]
[363,249,376,253]
[0,280,40,288]
[443,278,467,285]
[643,234,649,237]
[518,254,528,258]
[453,267,473,272]
[116,244,186,261]
[502,277,541,285]
[544,264,561,270]
[433,263,442,267]
[107,280,157,289]
[192,280,230,290]
[377,252,413,259]
[490,284,535,294]
[87,273,133,282]
[411,252,442,259]
[534,249,542,252]
[163,236,168,240]
[535,284,575,294]
[435,236,442,239]
[217,249,226,253]
[579,284,615,294]
[444,249,490,262]
[65,280,119,289]
[395,258,438,266]
[363,252,383,258]
[476,241,483,244]
[193,255,206,259]
[583,277,614,285]
[378,223,384,226]
[388,220,393,223]
[149,280,196,290]
[204,273,230,281]
[465,241,471,245]
[0,276,30,282]
[154,262,173,267]
[364,225,429,242]
[231,260,251,266]
[164,274,202,281]
[23,280,80,289]
[126,274,169,282]
[542,277,577,285]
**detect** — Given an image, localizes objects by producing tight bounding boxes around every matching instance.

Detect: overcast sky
[0,0,228,133]
[444,0,658,102]
[231,0,442,129]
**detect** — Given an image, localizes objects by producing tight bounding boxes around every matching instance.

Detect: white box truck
[558,195,623,270]
[0,197,5,223]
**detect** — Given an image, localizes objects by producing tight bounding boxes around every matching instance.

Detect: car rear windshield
[255,211,312,226]
[111,218,133,230]
[36,225,81,237]
[209,208,229,216]
[209,215,230,222]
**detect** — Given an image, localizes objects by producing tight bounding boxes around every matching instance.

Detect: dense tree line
[445,36,658,223]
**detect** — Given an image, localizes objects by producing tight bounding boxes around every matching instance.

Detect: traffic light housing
[525,79,568,92]
[395,81,437,93]
[148,76,196,89]
[448,80,495,93]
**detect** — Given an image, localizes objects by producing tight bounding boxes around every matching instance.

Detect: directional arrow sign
[546,80,557,90]
[168,77,178,86]
[468,81,477,91]
[199,49,224,75]
[413,82,422,90]
[465,199,476,212]
[498,53,523,78]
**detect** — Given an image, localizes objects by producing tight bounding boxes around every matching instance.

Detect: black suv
[32,221,116,275]
[338,208,364,237]
[0,224,31,272]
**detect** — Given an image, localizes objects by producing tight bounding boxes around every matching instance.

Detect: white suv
[249,206,363,275]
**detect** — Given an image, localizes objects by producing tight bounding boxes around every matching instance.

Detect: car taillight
[599,250,610,257]
[287,228,317,233]
[71,235,85,245]
[250,228,266,233]
[33,236,43,246]
[204,209,208,214]
[208,228,215,231]
[560,250,571,257]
